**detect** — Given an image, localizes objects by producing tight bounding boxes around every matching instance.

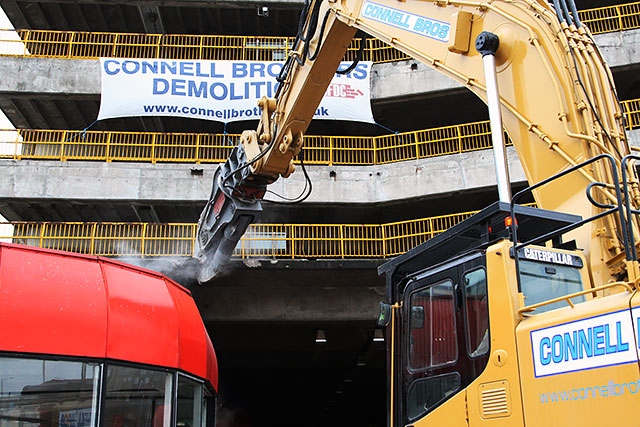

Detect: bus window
[176,375,215,427]
[0,356,100,427]
[103,365,173,427]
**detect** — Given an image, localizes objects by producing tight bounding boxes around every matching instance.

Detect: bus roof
[0,243,218,390]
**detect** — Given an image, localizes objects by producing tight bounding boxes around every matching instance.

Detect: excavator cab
[379,155,640,427]
[378,201,587,426]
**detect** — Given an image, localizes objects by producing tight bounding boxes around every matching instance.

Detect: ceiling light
[315,329,327,343]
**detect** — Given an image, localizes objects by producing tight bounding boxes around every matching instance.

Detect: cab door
[395,251,490,426]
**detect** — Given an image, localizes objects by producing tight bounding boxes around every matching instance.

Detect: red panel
[102,262,180,368]
[0,245,108,357]
[0,244,218,391]
[167,281,219,389]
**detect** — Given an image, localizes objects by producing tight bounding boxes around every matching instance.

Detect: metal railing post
[67,32,75,58]
[195,134,201,163]
[105,132,112,161]
[13,130,20,160]
[617,5,624,31]
[60,132,66,161]
[372,135,378,165]
[39,223,47,249]
[111,33,118,57]
[151,133,157,163]
[381,224,387,258]
[141,223,148,258]
[329,137,334,166]
[90,223,97,255]
[21,30,30,57]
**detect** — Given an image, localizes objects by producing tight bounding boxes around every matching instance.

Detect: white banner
[97,59,374,124]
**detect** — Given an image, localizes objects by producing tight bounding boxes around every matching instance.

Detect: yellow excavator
[195,0,640,425]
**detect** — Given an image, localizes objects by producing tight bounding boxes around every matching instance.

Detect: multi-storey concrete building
[1,0,639,425]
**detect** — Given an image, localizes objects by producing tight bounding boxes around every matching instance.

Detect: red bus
[0,243,218,427]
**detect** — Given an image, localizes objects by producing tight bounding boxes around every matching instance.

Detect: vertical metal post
[476,31,511,203]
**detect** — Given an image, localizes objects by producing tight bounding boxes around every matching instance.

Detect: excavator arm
[196,0,634,284]
[195,1,358,282]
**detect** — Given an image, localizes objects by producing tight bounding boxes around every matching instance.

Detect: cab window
[519,260,585,313]
[463,268,489,357]
[408,280,458,370]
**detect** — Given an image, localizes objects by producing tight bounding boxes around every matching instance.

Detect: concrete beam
[1,30,637,101]
[0,147,527,205]
[591,30,640,68]
[138,5,165,34]
[628,128,640,147]
[0,161,215,201]
[268,147,527,204]
[131,257,387,322]
[4,0,305,6]
[0,57,100,97]
[193,281,386,322]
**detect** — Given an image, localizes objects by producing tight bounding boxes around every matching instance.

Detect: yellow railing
[2,97,639,164]
[0,31,398,62]
[622,98,640,130]
[0,2,638,61]
[0,130,234,163]
[579,2,640,34]
[3,210,477,259]
[0,121,495,164]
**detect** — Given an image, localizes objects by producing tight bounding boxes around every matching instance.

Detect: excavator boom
[196,0,635,285]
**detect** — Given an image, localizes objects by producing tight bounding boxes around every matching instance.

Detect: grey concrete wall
[135,258,387,322]
[1,30,637,100]
[592,30,640,68]
[270,147,526,204]
[0,28,635,209]
[0,160,215,201]
[193,278,385,322]
[0,58,100,96]
[628,128,640,147]
[5,0,304,5]
[0,147,526,204]
[4,129,638,209]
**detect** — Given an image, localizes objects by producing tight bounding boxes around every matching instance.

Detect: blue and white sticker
[531,307,640,377]
[361,1,450,42]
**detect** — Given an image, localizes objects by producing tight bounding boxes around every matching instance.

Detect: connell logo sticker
[361,1,450,42]
[530,308,640,377]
